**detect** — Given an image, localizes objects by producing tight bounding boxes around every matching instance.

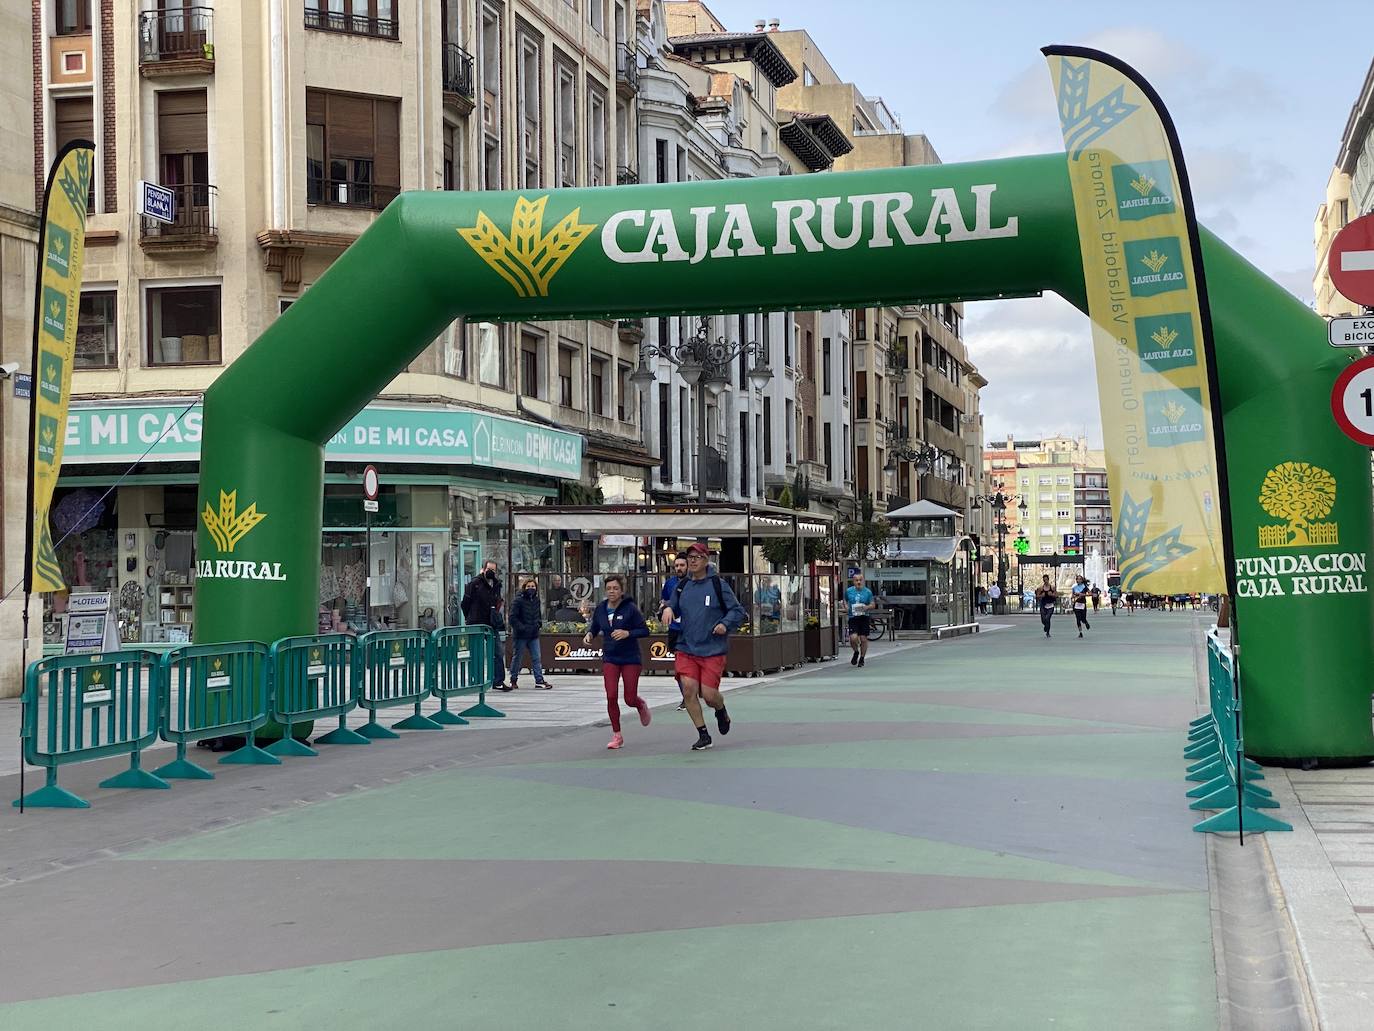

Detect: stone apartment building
[1314,55,1373,317]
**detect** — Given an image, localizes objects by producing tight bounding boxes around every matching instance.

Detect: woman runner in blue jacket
[584,574,651,749]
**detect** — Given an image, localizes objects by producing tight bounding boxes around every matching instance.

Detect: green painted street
[0,613,1219,1029]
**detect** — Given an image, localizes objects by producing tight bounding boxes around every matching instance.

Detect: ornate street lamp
[971,490,1027,613]
[630,315,770,503]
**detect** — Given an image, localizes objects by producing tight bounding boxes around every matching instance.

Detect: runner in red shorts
[662,542,747,751]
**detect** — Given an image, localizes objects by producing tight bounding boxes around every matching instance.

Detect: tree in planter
[761,535,830,572]
[839,494,893,563]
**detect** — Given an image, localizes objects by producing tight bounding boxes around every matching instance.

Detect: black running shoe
[858,657,865,667]
[715,708,731,736]
[692,730,713,751]
[850,650,859,665]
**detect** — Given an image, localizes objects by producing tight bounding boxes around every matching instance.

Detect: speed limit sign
[1331,354,1374,447]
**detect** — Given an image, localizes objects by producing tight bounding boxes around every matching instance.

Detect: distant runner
[845,572,876,667]
[1035,575,1058,639]
[584,574,650,750]
[660,554,688,710]
[1071,575,1092,638]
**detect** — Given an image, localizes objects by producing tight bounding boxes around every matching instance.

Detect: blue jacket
[671,567,746,658]
[508,592,543,640]
[588,598,649,665]
[661,575,682,629]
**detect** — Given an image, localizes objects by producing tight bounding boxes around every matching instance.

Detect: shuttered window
[53,97,96,209]
[306,89,400,209]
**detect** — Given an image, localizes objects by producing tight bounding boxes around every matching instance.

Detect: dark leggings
[1040,607,1054,634]
[1074,607,1089,629]
[603,662,643,732]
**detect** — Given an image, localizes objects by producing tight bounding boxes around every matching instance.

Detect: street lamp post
[971,490,1027,614]
[630,316,771,504]
[883,430,962,505]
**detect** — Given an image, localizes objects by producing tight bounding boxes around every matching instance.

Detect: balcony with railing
[139,184,218,253]
[616,165,638,185]
[701,445,728,493]
[307,176,399,211]
[304,6,397,40]
[138,6,215,75]
[615,43,639,95]
[442,42,475,114]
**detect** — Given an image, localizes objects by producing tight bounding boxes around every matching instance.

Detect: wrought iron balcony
[701,445,728,492]
[138,6,215,74]
[442,42,475,108]
[304,6,397,40]
[616,165,638,185]
[307,177,399,211]
[139,184,218,252]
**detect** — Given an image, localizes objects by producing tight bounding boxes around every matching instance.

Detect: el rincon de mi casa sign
[186,48,1374,763]
[56,402,582,478]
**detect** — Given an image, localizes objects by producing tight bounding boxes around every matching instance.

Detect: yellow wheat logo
[202,489,266,553]
[1151,326,1179,348]
[457,195,596,298]
[1162,400,1187,424]
[40,425,54,445]
[91,669,102,683]
[1258,462,1338,549]
[1130,174,1156,196]
[48,300,61,320]
[1141,250,1169,274]
[311,648,322,662]
[212,658,223,672]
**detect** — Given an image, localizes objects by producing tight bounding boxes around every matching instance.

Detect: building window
[655,138,668,183]
[519,332,543,399]
[473,321,505,388]
[821,337,831,394]
[841,340,849,397]
[442,320,466,378]
[617,362,631,421]
[843,424,850,481]
[305,89,401,209]
[763,396,772,465]
[589,354,607,416]
[855,308,866,340]
[146,284,221,366]
[658,383,672,482]
[555,58,578,187]
[783,320,792,368]
[823,424,833,479]
[805,415,815,461]
[56,0,92,35]
[53,95,97,211]
[443,121,463,190]
[480,4,501,190]
[587,0,605,35]
[75,290,117,368]
[305,0,398,39]
[558,346,575,406]
[784,399,794,464]
[588,85,607,187]
[517,28,542,189]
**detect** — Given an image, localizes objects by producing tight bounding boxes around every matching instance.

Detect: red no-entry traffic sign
[1329,213,1374,307]
[1331,354,1374,447]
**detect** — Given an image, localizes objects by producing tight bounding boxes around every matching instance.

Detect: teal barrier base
[1187,774,1230,798]
[393,712,444,731]
[431,706,469,726]
[154,744,214,780]
[1184,741,1216,759]
[459,701,506,718]
[357,719,400,740]
[265,736,319,758]
[1189,715,1211,729]
[1194,806,1293,834]
[316,718,369,745]
[12,774,90,809]
[1187,760,1224,783]
[220,742,282,765]
[1189,786,1280,811]
[99,761,170,791]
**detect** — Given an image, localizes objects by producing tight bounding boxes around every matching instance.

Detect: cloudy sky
[702,0,1374,445]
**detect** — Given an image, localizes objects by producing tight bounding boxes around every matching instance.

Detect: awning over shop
[510,504,831,538]
[885,537,962,563]
[884,500,960,520]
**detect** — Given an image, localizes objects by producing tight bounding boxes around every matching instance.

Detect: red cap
[685,541,711,556]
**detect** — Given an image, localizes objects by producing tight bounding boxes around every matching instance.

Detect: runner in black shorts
[845,572,875,667]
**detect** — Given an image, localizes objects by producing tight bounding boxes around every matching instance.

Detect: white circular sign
[362,464,380,501]
[1332,356,1374,448]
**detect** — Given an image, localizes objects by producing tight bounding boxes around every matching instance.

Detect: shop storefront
[45,400,584,648]
[868,500,974,634]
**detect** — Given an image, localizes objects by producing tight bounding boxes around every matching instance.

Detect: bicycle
[866,615,887,641]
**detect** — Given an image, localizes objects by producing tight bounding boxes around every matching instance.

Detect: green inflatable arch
[194,153,1374,763]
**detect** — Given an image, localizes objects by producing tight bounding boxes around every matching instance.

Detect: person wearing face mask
[462,559,507,690]
[508,577,552,690]
[585,574,651,750]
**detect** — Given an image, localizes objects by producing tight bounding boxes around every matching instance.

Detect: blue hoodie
[671,565,746,658]
[588,597,649,665]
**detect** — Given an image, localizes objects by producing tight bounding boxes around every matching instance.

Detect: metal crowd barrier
[13,650,167,809]
[157,641,278,779]
[268,634,361,755]
[432,625,504,720]
[1187,627,1290,835]
[355,629,442,738]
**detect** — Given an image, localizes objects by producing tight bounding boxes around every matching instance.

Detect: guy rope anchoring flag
[1043,47,1229,595]
[27,141,96,595]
